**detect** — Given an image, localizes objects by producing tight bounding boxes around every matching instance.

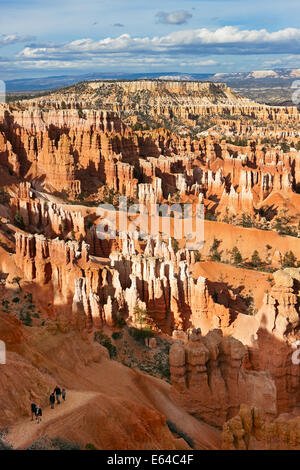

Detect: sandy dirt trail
[6,390,99,449]
[6,383,221,450]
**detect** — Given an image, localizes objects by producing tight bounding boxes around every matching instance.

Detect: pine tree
[282,251,297,268]
[251,250,261,267]
[231,246,242,265]
[209,238,222,261]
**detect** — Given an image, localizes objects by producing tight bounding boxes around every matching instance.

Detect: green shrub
[231,246,243,265]
[27,436,81,450]
[251,250,262,267]
[85,442,98,450]
[282,251,297,268]
[20,311,32,326]
[205,211,217,221]
[153,352,170,380]
[128,326,154,343]
[0,439,13,450]
[14,212,25,230]
[115,312,126,328]
[94,331,117,358]
[166,421,194,448]
[240,214,253,228]
[24,292,33,303]
[50,437,82,450]
[112,331,123,340]
[209,237,222,261]
[76,191,89,202]
[0,429,12,450]
[77,107,86,120]
[280,142,290,153]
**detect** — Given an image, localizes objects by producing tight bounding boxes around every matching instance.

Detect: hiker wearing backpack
[30,402,37,421]
[54,385,61,404]
[35,405,42,424]
[49,392,55,409]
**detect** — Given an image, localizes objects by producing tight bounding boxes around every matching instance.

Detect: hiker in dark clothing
[50,392,55,409]
[35,405,42,424]
[54,385,61,404]
[62,388,66,402]
[30,402,37,421]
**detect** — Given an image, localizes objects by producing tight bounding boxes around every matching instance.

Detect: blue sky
[0,0,299,79]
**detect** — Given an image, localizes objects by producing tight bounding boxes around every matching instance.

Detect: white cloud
[179,59,218,67]
[0,55,185,72]
[17,27,300,61]
[155,10,192,25]
[263,54,300,67]
[0,34,35,47]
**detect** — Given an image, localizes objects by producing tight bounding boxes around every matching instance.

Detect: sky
[0,0,299,79]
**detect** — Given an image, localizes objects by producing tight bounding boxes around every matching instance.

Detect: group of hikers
[30,386,66,424]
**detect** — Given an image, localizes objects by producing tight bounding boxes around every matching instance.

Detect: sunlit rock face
[169,328,277,427]
[1,79,300,450]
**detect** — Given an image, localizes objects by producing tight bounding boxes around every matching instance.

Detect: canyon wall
[169,328,276,427]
